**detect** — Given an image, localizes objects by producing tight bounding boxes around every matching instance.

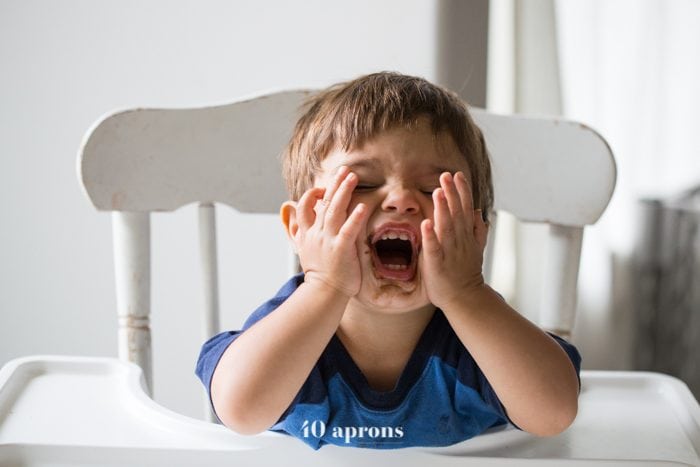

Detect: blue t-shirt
[196,274,581,450]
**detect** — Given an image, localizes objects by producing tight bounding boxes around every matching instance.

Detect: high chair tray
[0,356,699,466]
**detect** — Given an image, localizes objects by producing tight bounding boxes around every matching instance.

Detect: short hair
[281,71,493,220]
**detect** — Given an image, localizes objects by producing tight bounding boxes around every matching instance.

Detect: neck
[337,300,436,355]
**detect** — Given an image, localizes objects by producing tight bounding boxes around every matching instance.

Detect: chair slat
[539,224,584,340]
[198,203,220,341]
[112,211,153,395]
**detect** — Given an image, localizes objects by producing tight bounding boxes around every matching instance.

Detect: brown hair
[282,72,493,220]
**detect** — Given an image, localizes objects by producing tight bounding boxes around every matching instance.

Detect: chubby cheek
[358,239,373,270]
[416,197,436,224]
[345,196,364,216]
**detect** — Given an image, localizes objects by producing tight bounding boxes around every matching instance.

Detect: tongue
[381,252,410,266]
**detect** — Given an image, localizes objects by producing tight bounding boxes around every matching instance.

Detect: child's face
[314,117,472,313]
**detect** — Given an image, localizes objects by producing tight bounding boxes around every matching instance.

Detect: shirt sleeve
[194,274,305,422]
[194,331,241,422]
[549,333,583,389]
[474,332,582,430]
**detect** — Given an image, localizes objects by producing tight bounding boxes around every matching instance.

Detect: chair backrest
[78,90,616,399]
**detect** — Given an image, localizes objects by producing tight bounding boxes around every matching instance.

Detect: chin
[354,267,430,313]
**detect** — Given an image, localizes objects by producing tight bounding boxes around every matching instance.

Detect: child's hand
[419,171,488,310]
[293,167,368,298]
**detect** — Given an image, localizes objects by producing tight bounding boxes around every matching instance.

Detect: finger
[327,165,350,199]
[314,166,350,222]
[432,186,453,244]
[440,172,467,235]
[324,171,358,233]
[454,171,475,232]
[297,187,325,230]
[420,218,442,259]
[337,202,368,242]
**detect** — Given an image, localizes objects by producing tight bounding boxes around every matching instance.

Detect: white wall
[0,0,487,419]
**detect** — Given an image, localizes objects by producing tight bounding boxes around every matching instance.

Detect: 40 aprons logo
[301,420,404,444]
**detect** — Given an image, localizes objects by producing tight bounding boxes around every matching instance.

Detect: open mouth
[369,224,419,281]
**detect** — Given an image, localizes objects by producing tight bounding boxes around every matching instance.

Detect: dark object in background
[635,188,700,398]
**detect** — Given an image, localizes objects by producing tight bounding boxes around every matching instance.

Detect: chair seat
[1,356,698,465]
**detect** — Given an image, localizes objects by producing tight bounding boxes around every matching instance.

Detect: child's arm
[420,171,579,436]
[440,284,579,436]
[211,167,367,434]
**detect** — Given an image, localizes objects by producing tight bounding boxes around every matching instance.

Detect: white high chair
[1,90,699,466]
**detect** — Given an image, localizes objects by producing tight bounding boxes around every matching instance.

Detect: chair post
[112,211,153,395]
[198,203,220,340]
[198,203,220,422]
[540,224,584,341]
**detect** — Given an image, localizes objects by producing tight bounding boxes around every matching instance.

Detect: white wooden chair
[13,90,687,464]
[76,91,614,396]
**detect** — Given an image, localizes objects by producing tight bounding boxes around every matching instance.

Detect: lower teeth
[385,264,408,270]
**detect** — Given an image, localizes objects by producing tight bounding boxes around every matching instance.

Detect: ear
[280,200,299,244]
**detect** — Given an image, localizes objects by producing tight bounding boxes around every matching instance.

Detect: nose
[381,185,420,214]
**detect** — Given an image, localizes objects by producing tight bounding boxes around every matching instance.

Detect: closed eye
[354,184,379,192]
[355,185,437,195]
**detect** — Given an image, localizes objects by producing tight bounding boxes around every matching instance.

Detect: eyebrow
[331,158,381,174]
[332,158,459,176]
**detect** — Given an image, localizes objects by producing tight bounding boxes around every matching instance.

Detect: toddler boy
[196,72,581,449]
